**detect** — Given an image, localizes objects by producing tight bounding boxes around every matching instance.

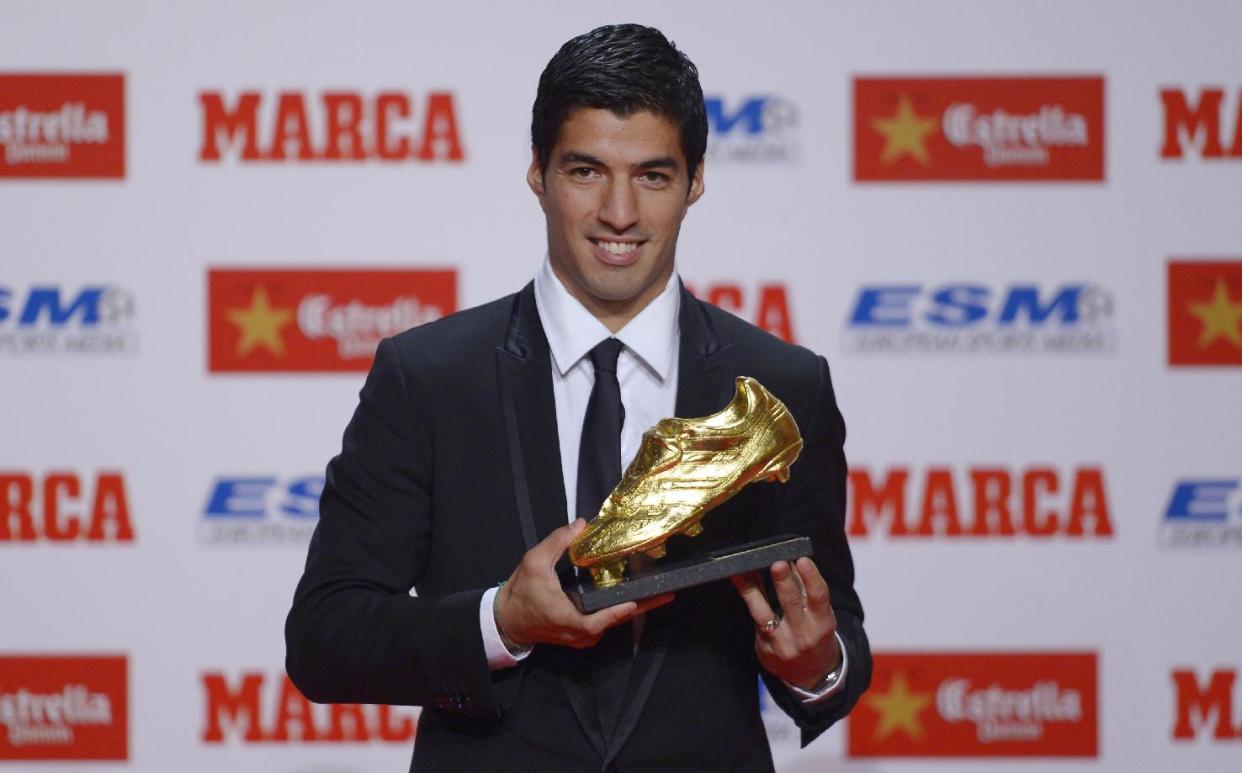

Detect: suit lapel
[495,283,608,759]
[495,283,570,548]
[604,285,735,765]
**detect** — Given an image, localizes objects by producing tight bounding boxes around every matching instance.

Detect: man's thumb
[535,518,585,563]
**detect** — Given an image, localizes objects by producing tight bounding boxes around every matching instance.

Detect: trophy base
[565,534,812,614]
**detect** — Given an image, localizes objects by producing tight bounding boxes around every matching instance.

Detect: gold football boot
[569,376,803,587]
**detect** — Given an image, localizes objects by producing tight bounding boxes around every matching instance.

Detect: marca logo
[0,655,127,760]
[201,671,417,743]
[704,95,800,165]
[1160,479,1242,548]
[1161,88,1242,160]
[198,90,464,163]
[848,466,1114,539]
[844,282,1115,355]
[0,284,137,355]
[1172,667,1242,741]
[0,471,134,543]
[199,475,323,545]
[0,74,124,178]
[854,77,1104,181]
[208,268,456,372]
[1168,260,1242,366]
[684,281,795,343]
[849,652,1097,757]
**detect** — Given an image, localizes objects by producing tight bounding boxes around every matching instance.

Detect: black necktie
[576,337,631,740]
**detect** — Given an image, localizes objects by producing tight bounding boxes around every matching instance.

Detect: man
[286,24,869,772]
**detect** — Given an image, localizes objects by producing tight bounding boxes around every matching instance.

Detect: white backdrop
[3,1,1241,771]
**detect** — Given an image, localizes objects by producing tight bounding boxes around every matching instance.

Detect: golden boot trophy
[565,376,812,609]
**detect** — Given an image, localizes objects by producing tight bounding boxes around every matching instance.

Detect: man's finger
[730,571,776,627]
[770,560,806,617]
[529,518,586,566]
[794,557,832,613]
[633,592,675,614]
[583,600,639,634]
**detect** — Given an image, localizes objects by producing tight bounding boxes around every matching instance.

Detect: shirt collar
[533,257,680,381]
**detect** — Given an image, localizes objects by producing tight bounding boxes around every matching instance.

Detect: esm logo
[199,475,323,545]
[1160,87,1242,160]
[199,90,464,163]
[0,284,136,355]
[704,95,800,165]
[1160,478,1242,548]
[844,282,1115,355]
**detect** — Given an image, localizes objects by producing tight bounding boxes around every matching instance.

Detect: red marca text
[1161,88,1242,159]
[1172,668,1242,740]
[198,90,464,162]
[848,466,1113,538]
[0,471,133,543]
[685,282,795,344]
[201,672,416,743]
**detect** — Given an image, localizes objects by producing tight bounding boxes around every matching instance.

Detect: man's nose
[597,177,639,232]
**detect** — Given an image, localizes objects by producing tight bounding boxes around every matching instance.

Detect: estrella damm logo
[1168,260,1242,366]
[0,74,125,178]
[854,76,1104,181]
[848,652,1098,758]
[207,268,456,372]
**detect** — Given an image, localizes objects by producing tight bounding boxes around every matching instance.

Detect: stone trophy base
[565,534,812,614]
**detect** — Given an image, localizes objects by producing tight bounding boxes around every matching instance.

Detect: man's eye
[640,171,669,184]
[570,167,598,179]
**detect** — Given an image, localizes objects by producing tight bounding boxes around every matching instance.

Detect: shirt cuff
[783,631,849,704]
[479,586,532,670]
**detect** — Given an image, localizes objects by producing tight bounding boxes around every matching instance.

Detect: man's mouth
[590,238,645,266]
[593,240,640,256]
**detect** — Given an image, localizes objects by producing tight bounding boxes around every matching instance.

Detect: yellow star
[864,671,932,741]
[871,95,937,166]
[1189,279,1242,350]
[225,286,294,357]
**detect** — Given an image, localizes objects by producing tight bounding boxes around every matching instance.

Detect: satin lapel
[604,286,735,765]
[495,284,606,760]
[494,283,570,548]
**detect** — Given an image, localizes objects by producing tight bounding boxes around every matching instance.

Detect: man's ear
[687,159,705,206]
[527,148,546,199]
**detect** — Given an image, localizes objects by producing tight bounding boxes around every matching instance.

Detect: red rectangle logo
[0,655,128,760]
[854,76,1104,181]
[0,74,125,178]
[208,268,457,372]
[1168,260,1242,366]
[847,651,1098,758]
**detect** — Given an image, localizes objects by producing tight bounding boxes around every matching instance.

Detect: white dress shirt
[477,259,845,701]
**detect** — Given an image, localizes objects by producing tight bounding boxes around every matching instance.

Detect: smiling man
[286,24,869,772]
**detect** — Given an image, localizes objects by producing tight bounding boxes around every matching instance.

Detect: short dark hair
[531,24,708,184]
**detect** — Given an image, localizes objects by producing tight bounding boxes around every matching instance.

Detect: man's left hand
[731,557,840,691]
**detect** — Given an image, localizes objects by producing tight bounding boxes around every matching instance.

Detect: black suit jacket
[286,282,870,772]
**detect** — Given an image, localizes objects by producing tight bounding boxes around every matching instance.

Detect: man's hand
[731,557,840,690]
[495,518,674,649]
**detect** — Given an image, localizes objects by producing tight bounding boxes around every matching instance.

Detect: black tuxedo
[286,282,870,772]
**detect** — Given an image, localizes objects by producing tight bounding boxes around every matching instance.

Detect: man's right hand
[494,518,674,649]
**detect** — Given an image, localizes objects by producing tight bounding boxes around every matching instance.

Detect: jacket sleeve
[759,354,872,745]
[285,336,499,719]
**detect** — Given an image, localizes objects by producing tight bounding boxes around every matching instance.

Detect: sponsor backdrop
[2,0,1239,770]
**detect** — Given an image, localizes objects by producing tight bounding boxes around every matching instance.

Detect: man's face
[528,108,704,329]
